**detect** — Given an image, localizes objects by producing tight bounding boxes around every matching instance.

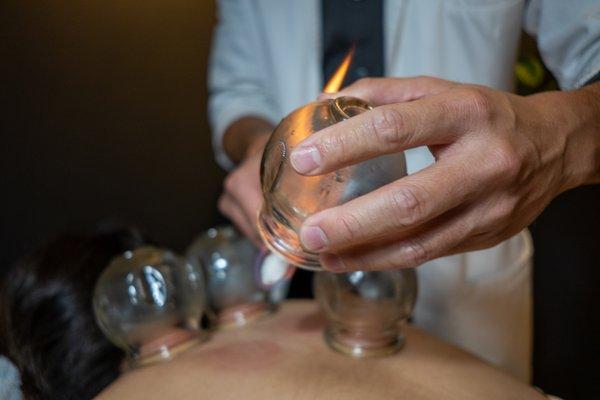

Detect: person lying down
[0,228,545,400]
[0,227,146,399]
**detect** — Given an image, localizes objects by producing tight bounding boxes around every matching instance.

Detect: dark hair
[0,227,148,400]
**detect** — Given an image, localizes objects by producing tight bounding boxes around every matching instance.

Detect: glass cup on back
[314,268,417,357]
[93,247,206,367]
[258,97,407,270]
[186,226,291,328]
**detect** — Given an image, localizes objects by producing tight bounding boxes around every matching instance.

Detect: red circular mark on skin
[200,340,283,370]
[271,310,325,334]
[295,311,326,332]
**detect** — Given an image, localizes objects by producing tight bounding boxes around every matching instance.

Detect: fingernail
[300,225,328,251]
[291,146,320,174]
[322,253,346,272]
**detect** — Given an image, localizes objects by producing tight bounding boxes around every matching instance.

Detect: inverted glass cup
[186,226,291,328]
[313,268,417,358]
[258,97,407,270]
[93,247,206,367]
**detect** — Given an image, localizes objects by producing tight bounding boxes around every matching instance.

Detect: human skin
[217,78,599,272]
[218,116,272,246]
[96,300,545,400]
[288,77,600,271]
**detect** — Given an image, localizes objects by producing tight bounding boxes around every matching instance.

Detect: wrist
[560,84,600,190]
[223,117,274,163]
[577,83,600,185]
[527,85,600,193]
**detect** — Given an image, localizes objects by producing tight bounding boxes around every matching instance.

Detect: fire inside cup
[258,96,408,270]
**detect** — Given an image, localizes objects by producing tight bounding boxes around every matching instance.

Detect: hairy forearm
[223,116,274,163]
[529,81,600,192]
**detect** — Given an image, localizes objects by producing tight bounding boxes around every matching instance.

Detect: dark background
[0,2,598,398]
[0,0,225,270]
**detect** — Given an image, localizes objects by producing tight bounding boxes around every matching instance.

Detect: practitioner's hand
[290,77,600,271]
[218,118,272,246]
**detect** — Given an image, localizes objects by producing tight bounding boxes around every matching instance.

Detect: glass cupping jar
[258,97,407,270]
[93,247,206,367]
[314,268,417,358]
[186,226,291,328]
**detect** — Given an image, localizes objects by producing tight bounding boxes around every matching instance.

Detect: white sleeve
[208,0,280,170]
[524,0,600,90]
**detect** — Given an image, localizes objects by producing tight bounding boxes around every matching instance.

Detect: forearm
[575,82,600,185]
[528,82,600,192]
[223,116,274,163]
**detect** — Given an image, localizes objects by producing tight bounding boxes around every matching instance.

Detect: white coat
[208,0,600,382]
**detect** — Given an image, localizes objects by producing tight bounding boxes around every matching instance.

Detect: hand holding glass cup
[258,96,408,270]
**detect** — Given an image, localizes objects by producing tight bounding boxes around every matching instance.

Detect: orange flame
[323,45,355,93]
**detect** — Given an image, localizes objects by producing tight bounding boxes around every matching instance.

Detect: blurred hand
[290,76,600,271]
[218,131,270,246]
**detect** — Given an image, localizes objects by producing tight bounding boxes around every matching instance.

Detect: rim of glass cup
[331,96,372,120]
[324,323,405,358]
[129,330,208,369]
[216,302,272,329]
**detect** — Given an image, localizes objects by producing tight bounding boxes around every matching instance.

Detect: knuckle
[345,253,372,271]
[223,173,238,193]
[492,143,521,180]
[457,218,477,239]
[401,239,430,267]
[462,87,494,122]
[487,198,516,227]
[318,131,349,164]
[415,75,436,86]
[338,212,363,243]
[388,185,426,227]
[371,106,406,146]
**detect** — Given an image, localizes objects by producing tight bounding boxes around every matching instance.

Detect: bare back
[96,300,544,400]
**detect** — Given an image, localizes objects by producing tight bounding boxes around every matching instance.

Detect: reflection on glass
[258,97,407,271]
[186,226,291,328]
[93,247,206,367]
[314,268,417,358]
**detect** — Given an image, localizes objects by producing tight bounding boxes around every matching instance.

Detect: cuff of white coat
[583,69,600,86]
[573,65,600,89]
[553,36,600,90]
[210,101,280,171]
